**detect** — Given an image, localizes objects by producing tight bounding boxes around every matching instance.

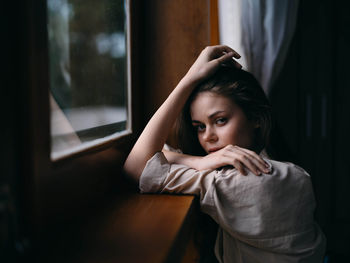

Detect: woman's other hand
[184,45,242,85]
[196,145,271,176]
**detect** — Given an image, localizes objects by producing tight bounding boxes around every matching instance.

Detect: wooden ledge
[41,193,198,263]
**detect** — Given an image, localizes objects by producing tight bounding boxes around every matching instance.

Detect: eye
[193,124,206,132]
[216,117,227,125]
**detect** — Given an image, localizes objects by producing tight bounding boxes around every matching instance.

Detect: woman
[124,45,326,262]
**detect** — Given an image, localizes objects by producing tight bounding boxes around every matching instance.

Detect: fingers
[232,159,247,176]
[201,145,271,175]
[223,145,270,176]
[238,147,271,174]
[221,58,243,69]
[232,155,259,176]
[211,45,241,59]
[209,45,242,69]
[203,45,241,61]
[216,52,243,69]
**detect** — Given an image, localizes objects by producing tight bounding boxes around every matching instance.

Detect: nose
[203,126,218,142]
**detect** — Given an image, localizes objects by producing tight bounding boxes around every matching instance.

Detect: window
[47,0,131,160]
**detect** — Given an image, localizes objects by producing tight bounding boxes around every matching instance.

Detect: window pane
[47,0,130,160]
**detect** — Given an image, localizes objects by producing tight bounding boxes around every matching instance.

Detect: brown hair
[177,66,272,156]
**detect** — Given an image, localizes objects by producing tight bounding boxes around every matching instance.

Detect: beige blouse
[139,152,326,263]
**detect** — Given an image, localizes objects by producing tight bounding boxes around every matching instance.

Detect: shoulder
[258,159,314,202]
[217,158,310,182]
[214,159,312,198]
[260,150,310,178]
[267,159,311,181]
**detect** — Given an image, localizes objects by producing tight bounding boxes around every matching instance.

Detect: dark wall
[1,2,31,261]
[269,0,350,260]
[139,0,211,145]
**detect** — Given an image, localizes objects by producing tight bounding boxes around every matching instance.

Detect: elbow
[123,156,143,183]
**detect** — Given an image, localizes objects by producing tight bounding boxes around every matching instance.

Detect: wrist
[188,155,204,170]
[179,74,201,89]
[163,150,203,170]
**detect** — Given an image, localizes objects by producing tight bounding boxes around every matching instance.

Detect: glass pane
[47,0,130,160]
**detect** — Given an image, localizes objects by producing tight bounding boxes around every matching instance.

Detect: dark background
[269,1,350,261]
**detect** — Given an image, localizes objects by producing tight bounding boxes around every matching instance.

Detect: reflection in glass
[47,0,130,160]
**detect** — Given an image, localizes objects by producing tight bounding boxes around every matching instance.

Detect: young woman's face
[190,91,256,154]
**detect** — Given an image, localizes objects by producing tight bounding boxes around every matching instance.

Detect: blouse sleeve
[139,152,217,213]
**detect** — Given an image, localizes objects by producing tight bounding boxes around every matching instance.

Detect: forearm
[162,150,202,170]
[124,76,197,181]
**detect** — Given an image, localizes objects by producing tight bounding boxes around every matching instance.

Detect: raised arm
[123,46,241,181]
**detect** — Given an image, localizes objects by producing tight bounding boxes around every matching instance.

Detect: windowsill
[38,193,198,263]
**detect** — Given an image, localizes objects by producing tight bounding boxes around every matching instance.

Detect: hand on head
[184,45,242,85]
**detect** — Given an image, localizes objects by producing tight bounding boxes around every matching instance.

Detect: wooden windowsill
[39,193,198,263]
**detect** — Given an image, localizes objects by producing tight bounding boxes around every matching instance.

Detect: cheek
[222,121,254,145]
[197,133,205,146]
[221,125,240,142]
[197,132,210,151]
